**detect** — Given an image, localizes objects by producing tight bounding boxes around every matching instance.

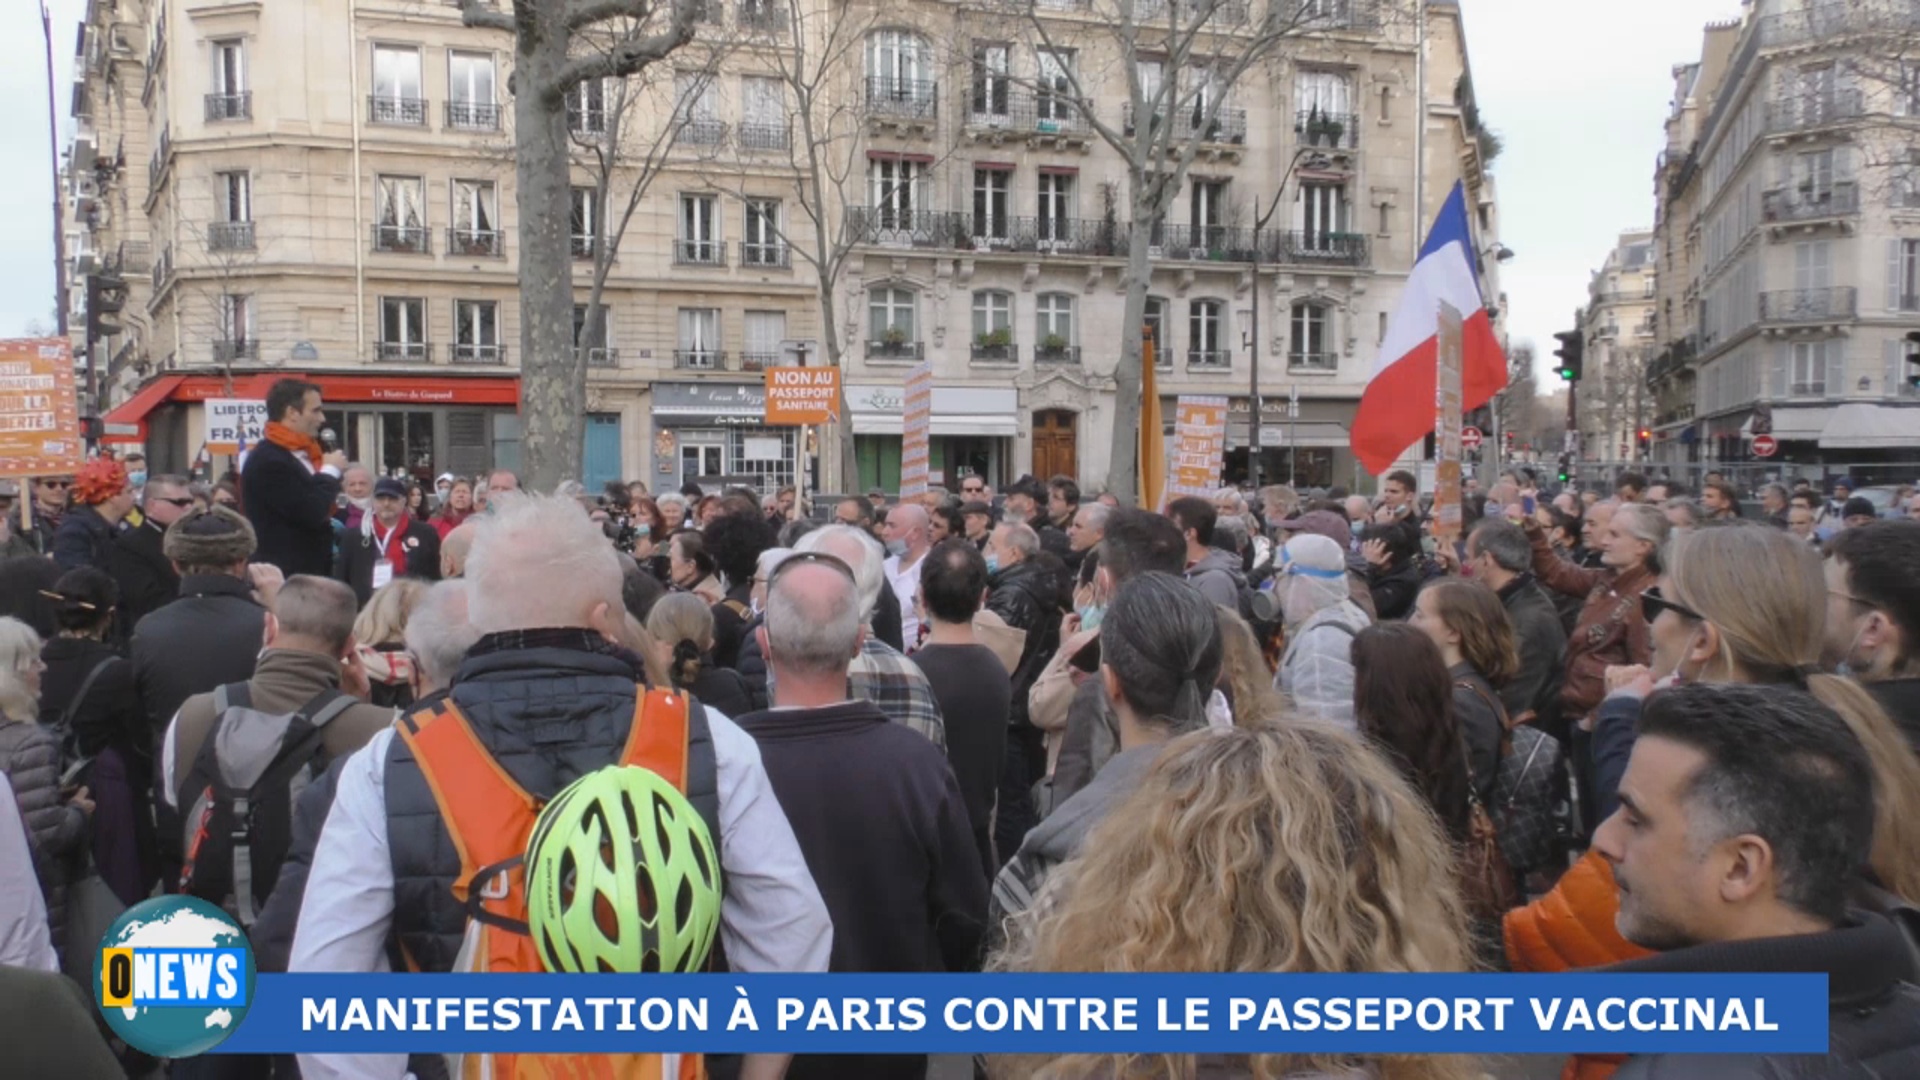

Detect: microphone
[319,427,338,452]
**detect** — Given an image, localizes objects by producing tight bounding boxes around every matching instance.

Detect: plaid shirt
[849,637,945,749]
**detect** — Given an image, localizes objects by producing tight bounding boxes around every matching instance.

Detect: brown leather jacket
[1523,520,1653,722]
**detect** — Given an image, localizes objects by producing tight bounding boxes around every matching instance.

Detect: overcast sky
[3,0,1743,390]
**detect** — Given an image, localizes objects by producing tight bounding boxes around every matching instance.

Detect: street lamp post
[1246,148,1331,491]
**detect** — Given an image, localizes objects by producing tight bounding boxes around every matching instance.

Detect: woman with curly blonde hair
[352,578,429,708]
[990,722,1479,1080]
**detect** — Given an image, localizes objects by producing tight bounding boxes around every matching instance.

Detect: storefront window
[381,411,436,482]
[731,428,797,496]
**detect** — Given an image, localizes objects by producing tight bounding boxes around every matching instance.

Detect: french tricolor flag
[1350,182,1508,475]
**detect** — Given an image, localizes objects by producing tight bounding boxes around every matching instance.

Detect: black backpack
[178,682,357,927]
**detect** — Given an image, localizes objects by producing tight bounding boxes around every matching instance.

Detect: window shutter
[1770,343,1789,397]
[1826,343,1847,398]
[1886,338,1903,396]
[1888,238,1905,311]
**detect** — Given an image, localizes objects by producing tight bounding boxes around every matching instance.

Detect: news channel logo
[94,895,256,1058]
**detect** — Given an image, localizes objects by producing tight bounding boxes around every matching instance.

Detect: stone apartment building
[66,0,1502,494]
[1646,0,1920,481]
[1578,229,1656,463]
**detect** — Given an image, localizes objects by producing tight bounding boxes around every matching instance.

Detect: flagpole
[44,0,69,339]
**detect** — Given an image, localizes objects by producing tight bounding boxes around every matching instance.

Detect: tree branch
[564,0,651,31]
[457,0,517,32]
[544,14,696,97]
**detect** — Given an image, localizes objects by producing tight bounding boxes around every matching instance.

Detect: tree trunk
[513,36,587,494]
[1105,215,1157,503]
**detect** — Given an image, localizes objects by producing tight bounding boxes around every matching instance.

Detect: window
[568,78,607,135]
[1376,202,1390,236]
[740,77,786,150]
[1036,293,1075,355]
[1378,84,1391,122]
[219,294,251,345]
[1788,340,1832,397]
[1189,299,1224,365]
[675,73,723,144]
[1137,59,1164,104]
[217,171,250,222]
[744,199,784,266]
[1146,296,1168,365]
[570,186,598,258]
[1297,182,1349,250]
[448,51,498,130]
[379,297,427,360]
[208,38,248,120]
[678,193,721,265]
[972,290,1013,358]
[1290,301,1333,370]
[677,308,721,368]
[574,303,612,352]
[1893,238,1920,311]
[1038,172,1073,242]
[1643,276,1657,298]
[370,44,424,125]
[1036,49,1074,123]
[973,167,1010,242]
[971,44,1009,120]
[451,179,498,255]
[867,31,930,115]
[1190,178,1226,231]
[869,157,922,226]
[374,175,426,252]
[1792,149,1835,202]
[743,311,785,371]
[1296,69,1350,143]
[869,286,917,347]
[1794,240,1831,292]
[453,300,501,363]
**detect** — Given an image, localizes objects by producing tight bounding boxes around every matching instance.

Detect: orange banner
[0,338,84,477]
[763,367,840,425]
[1167,396,1229,500]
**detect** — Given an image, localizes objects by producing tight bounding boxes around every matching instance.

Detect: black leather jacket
[987,559,1061,728]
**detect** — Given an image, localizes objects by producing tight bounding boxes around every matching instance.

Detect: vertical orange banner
[0,338,84,477]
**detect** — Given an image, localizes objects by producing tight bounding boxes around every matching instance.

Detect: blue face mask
[1076,603,1105,631]
[985,552,1000,576]
[127,470,147,488]
[886,539,908,558]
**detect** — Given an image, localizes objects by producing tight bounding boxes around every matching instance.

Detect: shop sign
[205,398,267,455]
[764,367,841,425]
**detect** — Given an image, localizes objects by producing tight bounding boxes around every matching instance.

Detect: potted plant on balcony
[975,327,1013,361]
[1038,333,1070,360]
[879,324,910,356]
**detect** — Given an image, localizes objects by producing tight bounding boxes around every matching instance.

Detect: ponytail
[670,638,703,691]
[1806,672,1920,903]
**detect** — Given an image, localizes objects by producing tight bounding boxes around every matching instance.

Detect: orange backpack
[397,687,707,1080]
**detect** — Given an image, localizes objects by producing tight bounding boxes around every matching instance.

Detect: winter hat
[1276,509,1352,550]
[163,505,257,568]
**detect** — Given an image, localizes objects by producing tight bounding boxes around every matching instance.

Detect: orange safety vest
[397,687,706,1080]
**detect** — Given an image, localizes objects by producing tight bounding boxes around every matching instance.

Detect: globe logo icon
[94,896,256,1059]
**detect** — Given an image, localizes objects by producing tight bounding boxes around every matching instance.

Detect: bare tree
[458,0,703,492]
[998,0,1403,497]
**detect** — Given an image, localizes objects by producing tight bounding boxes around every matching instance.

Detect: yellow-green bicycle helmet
[525,765,721,973]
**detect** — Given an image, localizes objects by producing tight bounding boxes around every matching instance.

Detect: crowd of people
[0,376,1917,1079]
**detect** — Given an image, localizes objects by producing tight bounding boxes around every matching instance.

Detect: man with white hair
[291,495,829,1080]
[401,580,481,701]
[790,525,945,747]
[880,503,933,647]
[1272,533,1371,727]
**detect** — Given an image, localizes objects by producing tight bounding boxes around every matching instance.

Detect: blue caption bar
[213,973,1829,1055]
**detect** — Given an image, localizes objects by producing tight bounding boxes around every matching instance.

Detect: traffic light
[1556,452,1571,484]
[1905,330,1920,389]
[86,272,127,342]
[1638,428,1651,449]
[1552,329,1584,383]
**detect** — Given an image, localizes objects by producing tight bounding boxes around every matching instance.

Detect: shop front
[103,371,522,483]
[1220,395,1357,490]
[846,384,1019,491]
[650,382,798,498]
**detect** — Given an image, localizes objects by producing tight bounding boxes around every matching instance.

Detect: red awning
[100,375,185,444]
[171,372,519,406]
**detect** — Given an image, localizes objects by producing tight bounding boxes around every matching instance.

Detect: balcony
[965,90,1092,140]
[147,125,171,189]
[1759,287,1856,324]
[570,234,598,260]
[372,224,431,254]
[737,122,790,151]
[1287,0,1380,31]
[375,341,431,363]
[207,221,255,252]
[117,241,150,274]
[1034,343,1080,365]
[1294,108,1358,150]
[1764,90,1863,137]
[451,343,507,366]
[1288,352,1338,373]
[674,240,726,267]
[583,347,620,368]
[1761,182,1859,226]
[568,106,606,136]
[150,245,172,292]
[212,340,259,364]
[740,352,777,372]
[446,101,501,131]
[847,208,968,250]
[1274,230,1369,267]
[674,349,728,370]
[1187,350,1231,370]
[676,119,729,146]
[863,76,938,122]
[1123,103,1247,145]
[971,341,1019,365]
[848,207,1126,256]
[1178,0,1248,24]
[368,95,429,127]
[740,242,790,268]
[447,228,503,257]
[204,92,251,122]
[1154,223,1266,261]
[737,0,788,33]
[866,339,924,362]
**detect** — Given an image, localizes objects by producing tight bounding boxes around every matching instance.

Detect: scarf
[264,421,323,469]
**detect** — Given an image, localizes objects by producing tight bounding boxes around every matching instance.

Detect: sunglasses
[37,479,69,489]
[1640,586,1704,624]
[150,497,195,509]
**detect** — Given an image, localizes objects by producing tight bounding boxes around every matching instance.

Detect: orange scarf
[263,421,324,469]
